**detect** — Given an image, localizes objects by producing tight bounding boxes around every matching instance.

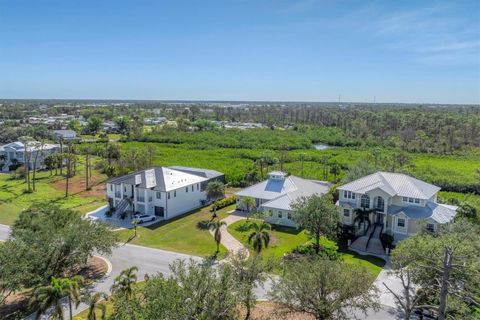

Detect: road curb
[94,255,113,277]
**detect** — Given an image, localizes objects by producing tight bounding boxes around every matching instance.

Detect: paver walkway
[209,210,250,258]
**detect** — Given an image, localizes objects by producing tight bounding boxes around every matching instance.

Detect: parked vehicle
[134,214,156,224]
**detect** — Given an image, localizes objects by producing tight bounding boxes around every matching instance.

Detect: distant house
[52,129,77,141]
[106,166,224,220]
[0,141,60,172]
[103,122,119,133]
[143,117,167,125]
[235,171,331,227]
[337,171,458,252]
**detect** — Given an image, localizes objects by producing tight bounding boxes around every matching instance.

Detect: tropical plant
[353,208,373,232]
[208,220,226,254]
[241,196,257,220]
[206,180,225,201]
[247,222,271,253]
[111,266,138,300]
[30,277,68,320]
[63,276,84,320]
[80,291,108,320]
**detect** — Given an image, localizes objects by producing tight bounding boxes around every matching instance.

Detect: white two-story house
[337,171,458,244]
[106,166,224,220]
[235,171,331,227]
[0,141,60,172]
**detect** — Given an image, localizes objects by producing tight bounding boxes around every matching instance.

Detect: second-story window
[343,191,355,199]
[186,187,188,193]
[156,192,161,199]
[174,191,177,197]
[360,194,370,208]
[168,192,170,199]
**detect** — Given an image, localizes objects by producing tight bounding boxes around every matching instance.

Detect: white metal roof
[235,173,331,211]
[389,203,457,224]
[338,171,440,200]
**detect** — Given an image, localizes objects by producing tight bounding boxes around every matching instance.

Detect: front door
[376,212,384,225]
[154,206,165,218]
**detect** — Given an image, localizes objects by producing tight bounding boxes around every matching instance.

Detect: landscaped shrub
[211,196,236,211]
[380,233,394,250]
[292,237,340,260]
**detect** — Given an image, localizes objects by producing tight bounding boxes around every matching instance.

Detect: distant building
[0,141,60,172]
[106,166,224,220]
[52,129,77,141]
[144,117,167,125]
[235,171,331,227]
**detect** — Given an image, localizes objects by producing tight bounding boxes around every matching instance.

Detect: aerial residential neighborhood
[0,1,479,320]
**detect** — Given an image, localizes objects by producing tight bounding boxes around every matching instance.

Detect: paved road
[0,224,398,319]
[0,224,10,241]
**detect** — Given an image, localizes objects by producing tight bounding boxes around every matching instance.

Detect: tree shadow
[196,220,210,231]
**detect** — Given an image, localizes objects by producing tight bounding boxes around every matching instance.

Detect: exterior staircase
[114,198,130,216]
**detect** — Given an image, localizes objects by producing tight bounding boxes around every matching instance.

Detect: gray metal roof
[167,166,224,179]
[107,166,222,192]
[389,203,457,224]
[236,174,331,210]
[338,171,440,199]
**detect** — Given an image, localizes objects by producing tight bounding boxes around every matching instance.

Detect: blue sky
[0,0,479,103]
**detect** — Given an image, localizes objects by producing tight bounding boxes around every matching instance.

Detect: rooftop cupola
[268,171,287,180]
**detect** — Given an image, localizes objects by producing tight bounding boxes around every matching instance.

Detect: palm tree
[208,220,227,254]
[132,218,139,237]
[30,277,68,320]
[241,197,256,220]
[206,180,225,201]
[62,276,84,320]
[110,266,138,300]
[80,291,108,320]
[353,208,373,233]
[248,222,271,253]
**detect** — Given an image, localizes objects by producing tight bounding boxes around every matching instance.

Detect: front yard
[227,220,385,277]
[116,204,236,258]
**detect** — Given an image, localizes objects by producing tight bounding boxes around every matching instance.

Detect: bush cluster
[211,196,236,211]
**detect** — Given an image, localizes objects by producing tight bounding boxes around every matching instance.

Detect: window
[414,198,420,204]
[375,197,385,211]
[168,192,170,199]
[426,223,435,232]
[186,187,188,193]
[402,197,408,202]
[124,186,126,192]
[343,191,355,199]
[343,209,350,217]
[174,191,176,197]
[278,211,283,218]
[360,194,370,208]
[191,185,194,192]
[397,218,405,228]
[110,185,113,191]
[197,184,199,191]
[156,192,161,199]
[408,198,414,203]
[287,212,292,220]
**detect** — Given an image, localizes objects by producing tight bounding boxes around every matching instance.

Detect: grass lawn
[0,157,107,225]
[228,220,385,276]
[74,300,114,320]
[116,204,236,259]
